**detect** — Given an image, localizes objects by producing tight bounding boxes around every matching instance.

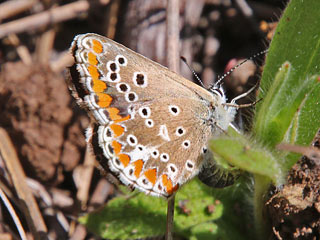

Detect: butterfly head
[208,84,237,133]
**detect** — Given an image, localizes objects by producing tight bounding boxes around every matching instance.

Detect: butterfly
[67,33,243,198]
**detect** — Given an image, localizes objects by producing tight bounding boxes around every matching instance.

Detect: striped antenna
[214,49,269,88]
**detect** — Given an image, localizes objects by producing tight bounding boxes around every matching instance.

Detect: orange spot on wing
[88,52,98,65]
[144,168,157,185]
[109,124,124,137]
[87,65,100,80]
[106,108,131,123]
[106,108,121,120]
[92,39,103,53]
[133,160,144,178]
[111,140,122,155]
[114,115,131,123]
[97,93,112,108]
[92,79,107,93]
[162,174,173,194]
[118,154,130,167]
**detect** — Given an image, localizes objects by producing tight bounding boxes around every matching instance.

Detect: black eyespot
[110,73,117,81]
[138,146,143,151]
[108,144,114,154]
[171,107,178,113]
[128,93,136,101]
[110,62,117,72]
[187,162,193,168]
[118,57,125,65]
[119,84,128,92]
[129,136,136,144]
[142,179,148,184]
[163,154,168,159]
[203,147,207,153]
[142,108,148,116]
[136,74,145,85]
[170,166,176,172]
[115,159,120,165]
[106,128,112,137]
[178,128,184,135]
[129,169,134,175]
[184,141,190,147]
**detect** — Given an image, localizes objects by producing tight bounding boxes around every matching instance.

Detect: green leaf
[208,128,284,186]
[251,0,320,236]
[79,180,223,239]
[79,178,253,239]
[254,0,320,155]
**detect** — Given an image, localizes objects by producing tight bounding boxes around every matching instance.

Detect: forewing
[68,33,214,197]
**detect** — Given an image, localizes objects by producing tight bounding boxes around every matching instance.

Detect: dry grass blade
[0,188,27,240]
[0,128,47,238]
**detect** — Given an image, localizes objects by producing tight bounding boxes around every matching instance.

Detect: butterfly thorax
[206,87,236,134]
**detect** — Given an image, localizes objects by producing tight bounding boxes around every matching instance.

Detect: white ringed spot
[182,140,191,149]
[145,119,154,128]
[102,126,113,142]
[158,125,170,141]
[123,165,137,180]
[115,55,127,66]
[106,61,120,73]
[116,83,130,93]
[106,143,115,157]
[133,72,148,88]
[185,160,194,171]
[127,134,138,146]
[160,153,169,162]
[167,163,178,175]
[125,92,138,102]
[175,126,186,137]
[168,105,180,116]
[112,157,122,169]
[151,149,159,158]
[139,106,151,118]
[107,72,121,82]
[137,176,153,189]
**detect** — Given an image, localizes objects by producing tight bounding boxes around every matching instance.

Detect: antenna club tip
[180,56,187,62]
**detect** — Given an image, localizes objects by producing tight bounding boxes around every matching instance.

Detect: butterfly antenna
[215,49,269,87]
[180,56,206,88]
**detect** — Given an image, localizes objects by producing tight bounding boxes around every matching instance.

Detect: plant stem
[166,195,175,240]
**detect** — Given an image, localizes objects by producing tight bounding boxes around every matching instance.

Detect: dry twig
[165,0,180,239]
[0,0,110,38]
